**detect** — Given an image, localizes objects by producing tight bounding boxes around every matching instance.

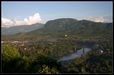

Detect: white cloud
[2,18,14,27]
[13,19,27,25]
[2,13,42,27]
[24,13,41,25]
[83,16,105,22]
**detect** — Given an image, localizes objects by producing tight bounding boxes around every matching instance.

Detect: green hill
[2,18,113,41]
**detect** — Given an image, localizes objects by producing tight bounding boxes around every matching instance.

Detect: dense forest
[1,39,112,74]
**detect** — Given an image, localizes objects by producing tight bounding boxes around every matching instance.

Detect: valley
[1,18,113,74]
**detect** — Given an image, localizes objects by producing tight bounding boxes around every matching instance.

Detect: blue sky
[2,1,113,23]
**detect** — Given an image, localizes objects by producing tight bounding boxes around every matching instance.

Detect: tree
[29,54,62,73]
[1,44,21,72]
[1,44,20,62]
[38,65,59,74]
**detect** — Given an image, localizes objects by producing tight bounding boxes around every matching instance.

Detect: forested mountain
[2,23,44,35]
[24,18,113,38]
[2,18,113,40]
[44,18,112,35]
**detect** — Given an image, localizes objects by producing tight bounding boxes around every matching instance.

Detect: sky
[2,1,113,27]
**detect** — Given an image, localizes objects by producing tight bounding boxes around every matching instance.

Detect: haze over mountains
[2,18,113,40]
[2,23,44,35]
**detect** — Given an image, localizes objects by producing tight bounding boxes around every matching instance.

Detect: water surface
[58,48,91,62]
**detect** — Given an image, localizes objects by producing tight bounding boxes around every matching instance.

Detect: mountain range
[2,18,113,40]
[2,23,44,35]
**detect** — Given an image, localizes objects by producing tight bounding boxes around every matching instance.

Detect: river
[58,48,91,62]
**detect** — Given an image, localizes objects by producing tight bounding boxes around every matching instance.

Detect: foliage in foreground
[1,44,62,74]
[1,40,113,74]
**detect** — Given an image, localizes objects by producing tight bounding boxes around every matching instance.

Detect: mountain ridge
[2,18,113,41]
[2,23,44,35]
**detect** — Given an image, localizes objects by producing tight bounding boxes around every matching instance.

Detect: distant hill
[26,18,112,36]
[2,23,44,35]
[2,18,113,40]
